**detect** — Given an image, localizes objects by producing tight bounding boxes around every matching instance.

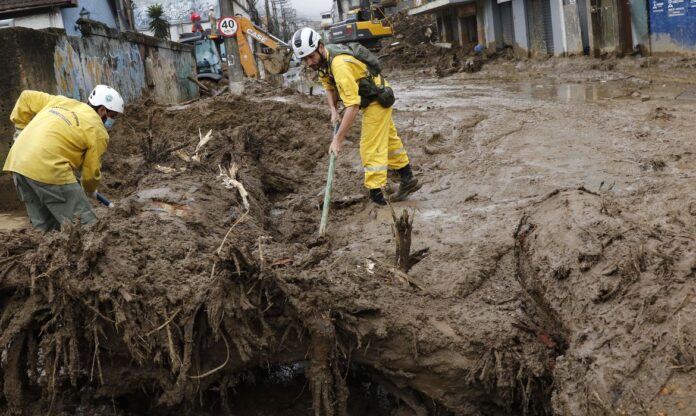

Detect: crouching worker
[292,27,421,205]
[3,85,124,231]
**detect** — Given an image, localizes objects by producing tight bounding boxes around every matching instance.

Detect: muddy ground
[2,55,696,415]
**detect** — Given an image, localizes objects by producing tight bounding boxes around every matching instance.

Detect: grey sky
[290,0,333,19]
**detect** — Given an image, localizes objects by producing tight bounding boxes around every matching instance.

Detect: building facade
[408,0,696,57]
[130,0,250,41]
[0,0,133,35]
[408,0,493,51]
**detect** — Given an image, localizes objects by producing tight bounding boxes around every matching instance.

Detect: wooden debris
[173,150,191,162]
[367,257,424,291]
[187,75,211,94]
[390,205,414,272]
[154,165,179,174]
[192,129,213,163]
[219,152,250,212]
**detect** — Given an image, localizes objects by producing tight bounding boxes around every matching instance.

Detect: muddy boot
[392,164,422,201]
[369,188,387,206]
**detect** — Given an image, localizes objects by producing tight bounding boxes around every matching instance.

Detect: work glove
[12,128,22,141]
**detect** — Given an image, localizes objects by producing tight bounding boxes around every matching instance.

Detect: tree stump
[391,208,413,272]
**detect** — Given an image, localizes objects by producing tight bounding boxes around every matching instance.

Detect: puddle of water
[515,82,632,103]
[0,212,28,231]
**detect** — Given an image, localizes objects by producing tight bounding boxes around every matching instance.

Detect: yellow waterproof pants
[360,102,410,189]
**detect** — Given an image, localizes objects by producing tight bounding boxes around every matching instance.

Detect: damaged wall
[0,24,197,163]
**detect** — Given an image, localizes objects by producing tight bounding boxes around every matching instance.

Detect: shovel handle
[95,192,114,209]
[319,124,341,236]
[75,173,114,208]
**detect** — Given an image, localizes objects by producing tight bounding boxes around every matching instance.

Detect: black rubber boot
[369,188,387,206]
[392,164,422,201]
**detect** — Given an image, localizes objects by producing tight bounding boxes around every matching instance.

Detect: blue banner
[650,0,696,50]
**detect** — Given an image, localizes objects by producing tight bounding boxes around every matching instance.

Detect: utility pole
[220,0,245,95]
[264,0,273,34]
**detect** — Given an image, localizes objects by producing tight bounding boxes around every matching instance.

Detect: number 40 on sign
[218,16,238,37]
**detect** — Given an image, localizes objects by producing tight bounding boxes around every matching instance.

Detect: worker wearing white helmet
[3,85,124,231]
[292,27,420,205]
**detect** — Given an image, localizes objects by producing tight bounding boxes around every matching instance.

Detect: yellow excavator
[329,1,393,49]
[232,15,291,78]
[180,15,291,80]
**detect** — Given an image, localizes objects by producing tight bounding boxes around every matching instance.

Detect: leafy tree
[147,4,170,40]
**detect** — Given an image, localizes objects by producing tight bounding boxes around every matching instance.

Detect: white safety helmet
[292,27,321,59]
[88,85,124,113]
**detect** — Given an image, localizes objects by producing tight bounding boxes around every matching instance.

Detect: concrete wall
[649,0,696,54]
[0,24,197,163]
[491,0,504,49]
[476,0,487,44]
[562,0,584,54]
[12,9,65,30]
[577,0,590,52]
[512,0,530,56]
[630,0,649,51]
[527,0,549,55]
[549,0,564,54]
[479,0,498,48]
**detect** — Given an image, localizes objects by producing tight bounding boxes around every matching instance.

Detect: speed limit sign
[218,16,238,37]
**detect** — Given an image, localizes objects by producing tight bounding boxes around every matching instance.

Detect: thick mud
[2,55,696,415]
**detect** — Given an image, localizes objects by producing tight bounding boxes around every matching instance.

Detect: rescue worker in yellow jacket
[292,28,421,205]
[3,85,124,231]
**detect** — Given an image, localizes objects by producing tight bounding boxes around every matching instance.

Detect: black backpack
[325,42,382,77]
[324,42,394,108]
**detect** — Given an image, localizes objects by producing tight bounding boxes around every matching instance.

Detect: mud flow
[3,14,696,416]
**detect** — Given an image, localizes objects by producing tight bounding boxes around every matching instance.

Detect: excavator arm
[234,16,292,78]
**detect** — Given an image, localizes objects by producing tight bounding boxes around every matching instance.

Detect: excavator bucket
[258,49,292,75]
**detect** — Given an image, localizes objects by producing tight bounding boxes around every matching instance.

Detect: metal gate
[542,0,555,54]
[500,1,514,47]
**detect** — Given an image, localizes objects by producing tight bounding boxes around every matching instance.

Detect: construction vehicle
[229,15,292,78]
[179,30,224,82]
[321,11,333,29]
[329,1,393,49]
[179,16,291,81]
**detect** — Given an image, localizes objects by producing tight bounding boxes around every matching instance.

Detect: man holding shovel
[3,85,124,231]
[292,27,421,206]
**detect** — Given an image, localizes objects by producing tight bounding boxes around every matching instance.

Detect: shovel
[75,173,114,208]
[95,192,115,208]
[319,123,340,236]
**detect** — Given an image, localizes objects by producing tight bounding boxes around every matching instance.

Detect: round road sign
[218,16,238,37]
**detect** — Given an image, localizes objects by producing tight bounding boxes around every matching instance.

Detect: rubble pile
[379,11,484,76]
[0,92,553,415]
[2,69,696,415]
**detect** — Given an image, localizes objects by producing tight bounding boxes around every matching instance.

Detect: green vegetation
[147,4,170,40]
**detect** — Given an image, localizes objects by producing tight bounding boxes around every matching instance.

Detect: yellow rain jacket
[3,91,109,194]
[319,51,409,189]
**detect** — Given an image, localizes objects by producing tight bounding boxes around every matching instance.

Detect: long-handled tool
[95,192,114,208]
[319,123,340,236]
[75,174,114,208]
